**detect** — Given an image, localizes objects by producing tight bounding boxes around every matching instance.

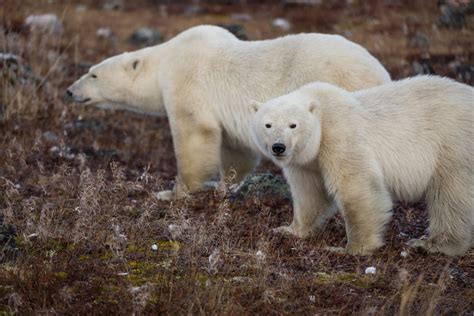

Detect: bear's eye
[91,74,98,79]
[265,123,272,129]
[289,123,297,129]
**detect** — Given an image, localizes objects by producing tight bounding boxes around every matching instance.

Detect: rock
[438,2,466,29]
[128,27,162,47]
[0,52,42,86]
[449,61,473,83]
[409,32,430,48]
[217,24,248,40]
[64,118,102,132]
[230,173,291,201]
[0,214,17,263]
[272,18,292,31]
[96,27,113,39]
[282,0,322,6]
[231,13,252,22]
[184,4,207,16]
[364,266,376,274]
[42,131,59,143]
[412,59,435,75]
[102,0,124,11]
[0,53,19,64]
[24,14,63,34]
[75,4,87,12]
[255,250,266,262]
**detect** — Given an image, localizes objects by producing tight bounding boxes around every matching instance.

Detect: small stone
[49,146,60,155]
[309,295,316,303]
[409,32,430,48]
[184,5,206,16]
[102,0,123,11]
[96,27,113,39]
[412,60,435,75]
[400,251,408,257]
[0,53,20,64]
[283,0,321,5]
[75,4,87,12]
[439,3,466,29]
[272,18,291,31]
[218,24,248,40]
[208,249,220,270]
[128,27,162,47]
[24,14,63,34]
[364,266,377,274]
[256,250,266,262]
[231,13,252,22]
[151,244,158,251]
[42,131,59,143]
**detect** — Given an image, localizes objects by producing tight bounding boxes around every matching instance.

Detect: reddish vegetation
[0,1,473,314]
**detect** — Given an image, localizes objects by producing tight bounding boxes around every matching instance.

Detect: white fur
[251,75,473,256]
[68,25,390,199]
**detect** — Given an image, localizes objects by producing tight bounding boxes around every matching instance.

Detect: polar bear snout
[272,143,286,156]
[66,85,91,104]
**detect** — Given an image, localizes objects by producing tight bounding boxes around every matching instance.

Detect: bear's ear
[132,59,140,70]
[124,57,142,73]
[308,101,319,114]
[250,100,263,113]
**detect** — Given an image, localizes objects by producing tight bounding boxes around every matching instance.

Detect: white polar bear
[250,75,473,256]
[67,25,390,200]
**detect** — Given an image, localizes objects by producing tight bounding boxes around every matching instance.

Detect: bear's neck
[124,46,166,115]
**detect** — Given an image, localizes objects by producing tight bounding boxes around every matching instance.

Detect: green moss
[466,289,474,301]
[126,243,146,254]
[79,254,91,261]
[54,271,68,280]
[99,251,114,261]
[14,236,24,249]
[157,241,182,251]
[127,260,160,286]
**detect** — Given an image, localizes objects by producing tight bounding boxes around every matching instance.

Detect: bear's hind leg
[274,166,337,238]
[409,169,473,256]
[220,145,259,189]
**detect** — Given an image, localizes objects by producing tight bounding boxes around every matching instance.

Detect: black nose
[272,143,286,155]
[66,89,73,97]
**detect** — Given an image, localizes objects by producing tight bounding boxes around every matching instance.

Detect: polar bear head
[66,51,164,115]
[250,91,322,167]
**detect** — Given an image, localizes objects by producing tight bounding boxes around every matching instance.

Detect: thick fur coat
[250,76,473,256]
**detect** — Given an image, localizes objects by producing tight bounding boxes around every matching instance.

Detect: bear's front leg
[157,110,222,200]
[334,174,393,255]
[274,166,337,238]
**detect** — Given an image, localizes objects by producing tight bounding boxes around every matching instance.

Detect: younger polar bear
[67,25,390,200]
[250,76,473,256]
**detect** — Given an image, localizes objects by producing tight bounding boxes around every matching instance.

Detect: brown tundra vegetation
[0,0,473,314]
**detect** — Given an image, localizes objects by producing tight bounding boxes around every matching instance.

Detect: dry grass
[1,0,473,314]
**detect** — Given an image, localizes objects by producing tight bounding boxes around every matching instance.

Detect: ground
[0,0,473,314]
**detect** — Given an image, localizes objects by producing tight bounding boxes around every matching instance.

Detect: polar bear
[67,25,390,200]
[250,75,473,256]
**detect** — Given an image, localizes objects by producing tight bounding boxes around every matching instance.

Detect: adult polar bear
[67,25,390,200]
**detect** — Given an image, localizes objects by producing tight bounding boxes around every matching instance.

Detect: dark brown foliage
[0,0,473,314]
